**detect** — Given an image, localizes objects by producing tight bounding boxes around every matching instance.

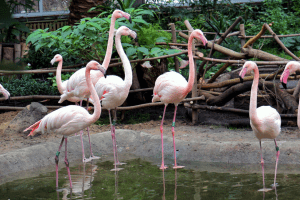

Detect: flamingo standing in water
[94,26,136,170]
[152,29,207,170]
[280,61,300,128]
[0,84,10,99]
[239,61,281,191]
[24,61,105,189]
[52,10,131,162]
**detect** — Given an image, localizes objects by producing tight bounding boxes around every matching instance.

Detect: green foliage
[26,8,158,65]
[116,0,137,11]
[280,36,300,52]
[47,73,73,87]
[0,0,34,42]
[2,75,58,96]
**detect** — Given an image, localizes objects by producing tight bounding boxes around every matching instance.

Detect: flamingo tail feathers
[24,120,42,136]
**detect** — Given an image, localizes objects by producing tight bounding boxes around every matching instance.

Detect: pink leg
[87,98,99,160]
[55,137,65,189]
[160,105,168,170]
[273,139,280,188]
[80,130,90,163]
[109,110,124,171]
[172,106,184,169]
[85,98,99,161]
[260,141,266,189]
[64,138,72,189]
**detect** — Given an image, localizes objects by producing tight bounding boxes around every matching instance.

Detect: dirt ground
[0,108,193,155]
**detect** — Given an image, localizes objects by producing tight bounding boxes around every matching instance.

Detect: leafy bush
[2,75,58,96]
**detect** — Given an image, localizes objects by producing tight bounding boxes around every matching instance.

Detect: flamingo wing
[153,72,187,104]
[59,69,103,103]
[252,106,281,139]
[25,105,91,137]
[95,75,127,109]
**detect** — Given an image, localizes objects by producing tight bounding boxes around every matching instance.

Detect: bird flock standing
[0,9,296,193]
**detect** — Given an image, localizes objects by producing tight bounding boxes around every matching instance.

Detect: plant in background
[2,76,58,96]
[0,0,34,43]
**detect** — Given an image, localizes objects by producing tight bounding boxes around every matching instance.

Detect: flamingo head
[86,61,106,76]
[116,26,137,41]
[193,29,208,48]
[50,54,62,65]
[113,9,132,23]
[239,61,257,83]
[280,61,300,89]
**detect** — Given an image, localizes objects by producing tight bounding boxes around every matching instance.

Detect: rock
[4,102,47,135]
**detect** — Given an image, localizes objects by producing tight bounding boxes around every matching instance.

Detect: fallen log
[202,80,298,114]
[179,31,247,59]
[199,73,284,89]
[241,47,289,61]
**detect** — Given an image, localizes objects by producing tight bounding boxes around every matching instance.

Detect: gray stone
[4,102,47,135]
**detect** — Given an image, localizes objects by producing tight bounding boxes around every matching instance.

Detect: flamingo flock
[0,9,294,193]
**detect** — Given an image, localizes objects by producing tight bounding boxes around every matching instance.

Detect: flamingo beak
[281,82,287,89]
[99,66,106,78]
[50,58,55,65]
[239,67,247,83]
[129,17,132,23]
[239,77,243,83]
[280,69,290,89]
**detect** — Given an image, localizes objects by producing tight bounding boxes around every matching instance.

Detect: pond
[1,158,300,199]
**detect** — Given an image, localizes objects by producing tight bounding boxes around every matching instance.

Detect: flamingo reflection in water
[57,163,98,200]
[162,169,178,200]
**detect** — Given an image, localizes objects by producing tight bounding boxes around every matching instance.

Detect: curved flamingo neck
[184,33,195,95]
[115,32,132,90]
[86,65,101,122]
[249,64,259,123]
[56,59,65,94]
[102,15,117,70]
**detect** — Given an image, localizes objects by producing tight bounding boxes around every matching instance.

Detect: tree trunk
[68,0,107,25]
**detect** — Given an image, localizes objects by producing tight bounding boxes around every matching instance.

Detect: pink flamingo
[24,60,105,189]
[51,54,97,163]
[152,29,207,170]
[0,84,10,99]
[94,26,136,170]
[52,10,131,162]
[280,61,300,128]
[58,10,131,104]
[239,61,281,191]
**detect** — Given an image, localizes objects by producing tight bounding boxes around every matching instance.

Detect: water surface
[1,159,300,199]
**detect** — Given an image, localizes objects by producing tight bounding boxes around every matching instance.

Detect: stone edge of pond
[1,129,300,184]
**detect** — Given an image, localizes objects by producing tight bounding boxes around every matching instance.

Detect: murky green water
[1,159,300,199]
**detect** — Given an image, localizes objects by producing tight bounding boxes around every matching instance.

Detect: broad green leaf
[155,37,168,43]
[126,47,137,57]
[136,10,154,16]
[78,24,86,31]
[137,51,143,60]
[137,47,149,55]
[164,49,180,55]
[122,43,133,47]
[88,22,103,31]
[61,26,71,32]
[132,18,148,25]
[150,47,161,54]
